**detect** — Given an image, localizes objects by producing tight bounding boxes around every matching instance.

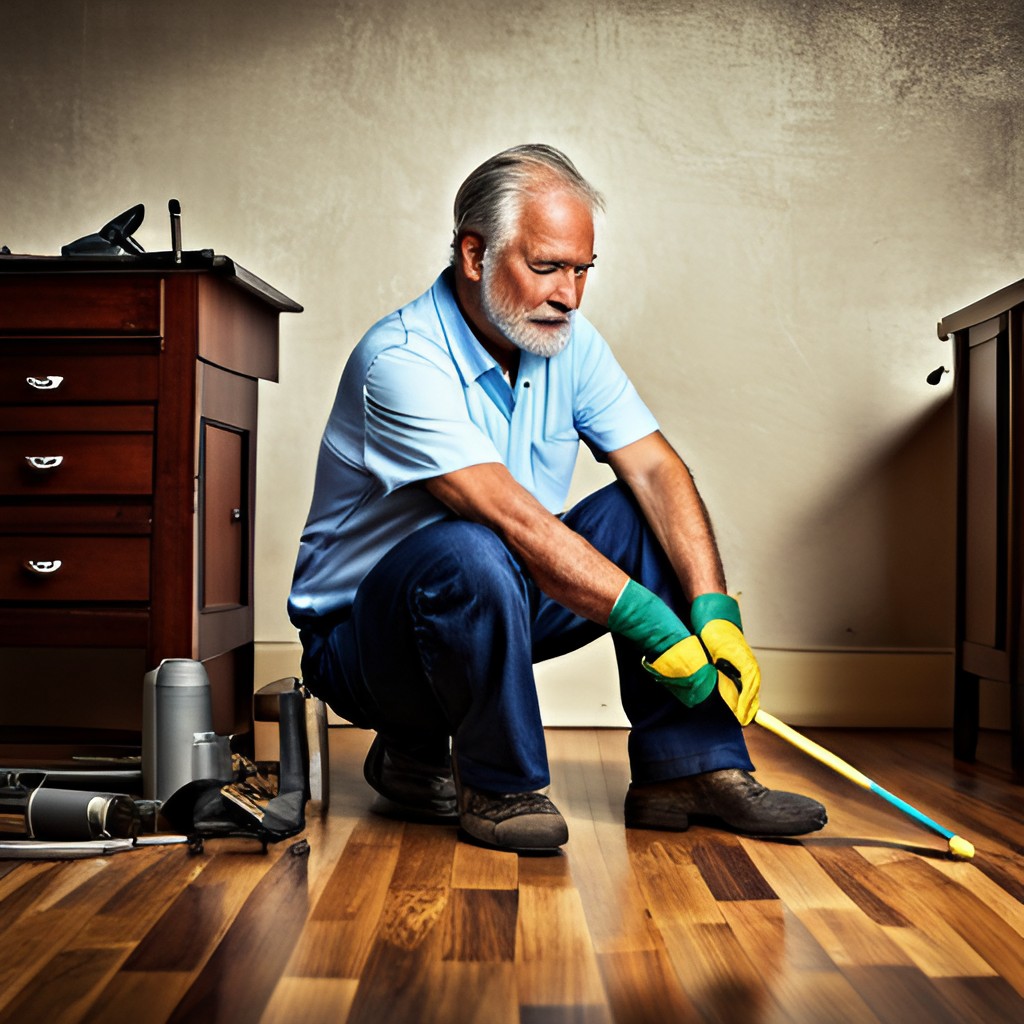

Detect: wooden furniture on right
[939,279,1024,778]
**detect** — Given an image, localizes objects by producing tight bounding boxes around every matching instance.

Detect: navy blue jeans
[299,481,753,793]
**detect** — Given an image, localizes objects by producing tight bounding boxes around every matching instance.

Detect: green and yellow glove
[690,593,760,726]
[607,580,717,707]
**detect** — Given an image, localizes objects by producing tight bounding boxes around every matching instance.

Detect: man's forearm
[607,432,726,601]
[424,463,628,623]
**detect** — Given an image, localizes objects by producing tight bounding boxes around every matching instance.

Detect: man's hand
[691,593,760,725]
[641,634,719,707]
[608,579,718,708]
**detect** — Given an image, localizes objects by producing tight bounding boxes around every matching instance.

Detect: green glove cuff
[690,592,742,633]
[607,579,689,658]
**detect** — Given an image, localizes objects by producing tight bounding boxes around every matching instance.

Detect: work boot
[624,768,827,836]
[362,734,457,822]
[457,783,569,851]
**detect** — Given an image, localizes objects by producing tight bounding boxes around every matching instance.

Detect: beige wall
[4,1,1023,723]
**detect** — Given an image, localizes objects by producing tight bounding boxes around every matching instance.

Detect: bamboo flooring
[1,724,1022,1023]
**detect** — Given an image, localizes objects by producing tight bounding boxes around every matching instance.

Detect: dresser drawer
[0,276,161,334]
[1,535,150,602]
[0,432,153,496]
[0,351,159,403]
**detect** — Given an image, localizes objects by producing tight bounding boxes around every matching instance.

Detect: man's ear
[457,232,486,282]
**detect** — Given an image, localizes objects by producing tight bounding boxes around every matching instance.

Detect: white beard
[480,261,573,358]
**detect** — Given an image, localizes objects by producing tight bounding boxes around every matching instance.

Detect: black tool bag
[161,683,310,851]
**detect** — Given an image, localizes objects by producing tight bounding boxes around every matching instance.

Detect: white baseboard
[255,638,1008,731]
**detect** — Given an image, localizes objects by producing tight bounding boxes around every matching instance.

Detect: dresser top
[938,278,1024,340]
[0,252,302,314]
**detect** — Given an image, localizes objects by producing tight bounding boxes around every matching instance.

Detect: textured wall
[3,0,1022,663]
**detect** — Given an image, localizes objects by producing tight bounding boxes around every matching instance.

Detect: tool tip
[168,199,181,215]
[948,835,974,860]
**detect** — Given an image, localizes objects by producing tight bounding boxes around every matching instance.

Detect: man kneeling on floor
[287,144,827,851]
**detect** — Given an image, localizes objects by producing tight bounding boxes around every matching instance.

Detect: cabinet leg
[1011,676,1024,782]
[953,669,979,763]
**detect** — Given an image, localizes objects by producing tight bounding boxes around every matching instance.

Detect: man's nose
[548,269,580,311]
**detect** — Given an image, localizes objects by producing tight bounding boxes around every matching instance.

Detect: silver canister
[0,786,139,840]
[142,659,214,801]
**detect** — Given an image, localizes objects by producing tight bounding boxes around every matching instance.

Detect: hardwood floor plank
[880,921,996,980]
[451,841,518,890]
[562,812,661,956]
[0,851,198,1015]
[258,977,358,1024]
[929,855,1024,936]
[388,822,457,889]
[119,849,278,971]
[933,975,1024,1024]
[741,845,913,971]
[842,965,980,1024]
[0,947,127,1024]
[716,901,888,1020]
[867,856,1024,993]
[162,846,311,1023]
[691,836,778,902]
[347,949,519,1024]
[652,919,774,1024]
[519,1002,613,1023]
[309,816,405,921]
[596,948,701,1022]
[286,817,403,978]
[973,851,1024,910]
[516,877,608,1006]
[764,969,882,1024]
[806,845,911,927]
[443,888,518,962]
[76,971,193,1024]
[24,857,110,913]
[626,833,722,925]
[742,840,864,912]
[85,847,207,941]
[377,883,450,954]
[719,900,834,974]
[0,861,59,921]
[798,908,916,969]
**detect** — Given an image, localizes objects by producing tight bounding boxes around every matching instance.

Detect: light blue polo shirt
[287,268,659,627]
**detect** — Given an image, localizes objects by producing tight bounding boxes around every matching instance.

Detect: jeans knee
[415,521,525,608]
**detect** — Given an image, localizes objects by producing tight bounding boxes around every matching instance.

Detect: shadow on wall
[779,395,956,650]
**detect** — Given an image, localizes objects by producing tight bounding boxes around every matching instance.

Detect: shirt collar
[429,267,501,387]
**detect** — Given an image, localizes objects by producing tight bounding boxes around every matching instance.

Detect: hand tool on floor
[755,709,975,860]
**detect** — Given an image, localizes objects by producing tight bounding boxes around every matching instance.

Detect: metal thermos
[0,785,139,840]
[191,731,233,782]
[143,659,214,801]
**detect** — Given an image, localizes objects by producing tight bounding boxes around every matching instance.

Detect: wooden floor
[1,724,1023,1023]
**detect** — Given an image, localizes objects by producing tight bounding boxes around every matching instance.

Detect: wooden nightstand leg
[953,668,979,763]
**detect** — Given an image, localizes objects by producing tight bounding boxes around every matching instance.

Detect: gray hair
[452,144,604,257]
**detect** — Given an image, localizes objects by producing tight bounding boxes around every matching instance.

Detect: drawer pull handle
[25,455,64,470]
[25,560,63,575]
[26,376,64,390]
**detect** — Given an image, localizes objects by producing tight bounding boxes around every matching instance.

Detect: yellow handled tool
[755,709,974,861]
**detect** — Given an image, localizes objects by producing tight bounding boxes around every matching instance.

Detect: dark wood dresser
[939,279,1024,779]
[0,255,301,758]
